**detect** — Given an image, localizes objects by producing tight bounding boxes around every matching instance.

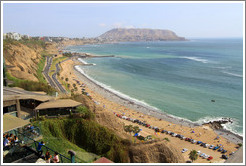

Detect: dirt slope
[3,42,43,81]
[129,141,185,163]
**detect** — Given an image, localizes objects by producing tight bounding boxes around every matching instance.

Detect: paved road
[52,62,67,93]
[43,56,57,89]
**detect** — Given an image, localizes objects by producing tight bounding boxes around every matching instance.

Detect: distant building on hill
[3,32,31,40]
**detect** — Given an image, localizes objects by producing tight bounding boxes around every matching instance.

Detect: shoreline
[73,63,243,144]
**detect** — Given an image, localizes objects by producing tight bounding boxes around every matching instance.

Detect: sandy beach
[59,57,243,163]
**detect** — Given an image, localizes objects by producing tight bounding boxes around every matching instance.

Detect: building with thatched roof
[34,99,82,117]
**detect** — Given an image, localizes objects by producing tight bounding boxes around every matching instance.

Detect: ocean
[65,38,243,135]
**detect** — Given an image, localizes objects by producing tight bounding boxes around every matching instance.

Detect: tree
[189,150,198,162]
[65,78,68,82]
[67,84,70,88]
[133,126,140,134]
[124,125,133,135]
[73,83,76,88]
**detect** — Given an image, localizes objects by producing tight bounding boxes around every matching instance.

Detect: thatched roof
[3,94,54,102]
[3,114,29,133]
[35,99,82,110]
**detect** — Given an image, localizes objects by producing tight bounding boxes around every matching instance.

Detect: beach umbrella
[192,131,195,133]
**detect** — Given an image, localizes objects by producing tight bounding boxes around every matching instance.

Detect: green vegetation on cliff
[36,55,47,83]
[33,116,129,163]
[6,72,56,95]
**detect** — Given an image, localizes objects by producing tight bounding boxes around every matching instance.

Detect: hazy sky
[3,2,244,38]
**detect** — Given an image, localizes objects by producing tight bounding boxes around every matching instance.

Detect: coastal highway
[43,56,57,89]
[51,60,68,93]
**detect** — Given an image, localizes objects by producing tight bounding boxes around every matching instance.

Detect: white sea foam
[222,71,243,78]
[78,58,88,64]
[195,116,242,136]
[75,65,159,111]
[181,56,209,63]
[213,66,232,69]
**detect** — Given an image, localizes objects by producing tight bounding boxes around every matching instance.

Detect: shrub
[7,72,56,95]
[76,106,95,120]
[164,137,170,142]
[237,143,242,147]
[189,150,198,162]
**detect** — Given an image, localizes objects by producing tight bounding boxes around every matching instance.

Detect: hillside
[3,39,45,81]
[99,28,186,42]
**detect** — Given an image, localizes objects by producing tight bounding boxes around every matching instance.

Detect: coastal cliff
[99,28,186,42]
[3,39,45,81]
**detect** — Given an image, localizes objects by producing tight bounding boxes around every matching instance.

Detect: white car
[203,154,209,159]
[122,116,127,119]
[192,140,197,144]
[209,145,214,149]
[182,148,188,153]
[172,133,177,137]
[200,153,205,157]
[181,137,186,140]
[197,151,201,155]
[204,144,209,148]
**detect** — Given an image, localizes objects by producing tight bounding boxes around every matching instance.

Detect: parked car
[176,134,180,138]
[167,131,171,134]
[197,151,201,155]
[185,138,191,141]
[201,143,206,146]
[222,155,228,160]
[229,152,235,155]
[203,154,209,159]
[209,145,214,149]
[203,144,209,148]
[170,132,174,135]
[190,139,194,143]
[191,140,197,144]
[172,133,177,137]
[218,147,224,152]
[197,141,202,144]
[207,156,213,161]
[213,146,219,150]
[200,153,205,157]
[161,130,165,133]
[122,116,127,119]
[181,136,186,140]
[222,150,227,154]
[182,148,188,153]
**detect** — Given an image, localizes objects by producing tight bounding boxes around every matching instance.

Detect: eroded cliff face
[3,42,43,81]
[129,141,185,163]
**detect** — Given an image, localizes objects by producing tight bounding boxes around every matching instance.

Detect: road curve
[52,62,67,93]
[43,56,57,89]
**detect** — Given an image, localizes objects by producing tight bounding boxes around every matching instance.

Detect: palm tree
[189,150,198,162]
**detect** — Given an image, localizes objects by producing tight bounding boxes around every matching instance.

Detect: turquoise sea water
[66,39,243,135]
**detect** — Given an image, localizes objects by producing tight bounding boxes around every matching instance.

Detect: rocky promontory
[99,28,186,42]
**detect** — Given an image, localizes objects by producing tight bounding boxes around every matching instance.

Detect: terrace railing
[15,129,76,163]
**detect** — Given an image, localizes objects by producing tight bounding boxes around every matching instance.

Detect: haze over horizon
[3,2,244,38]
